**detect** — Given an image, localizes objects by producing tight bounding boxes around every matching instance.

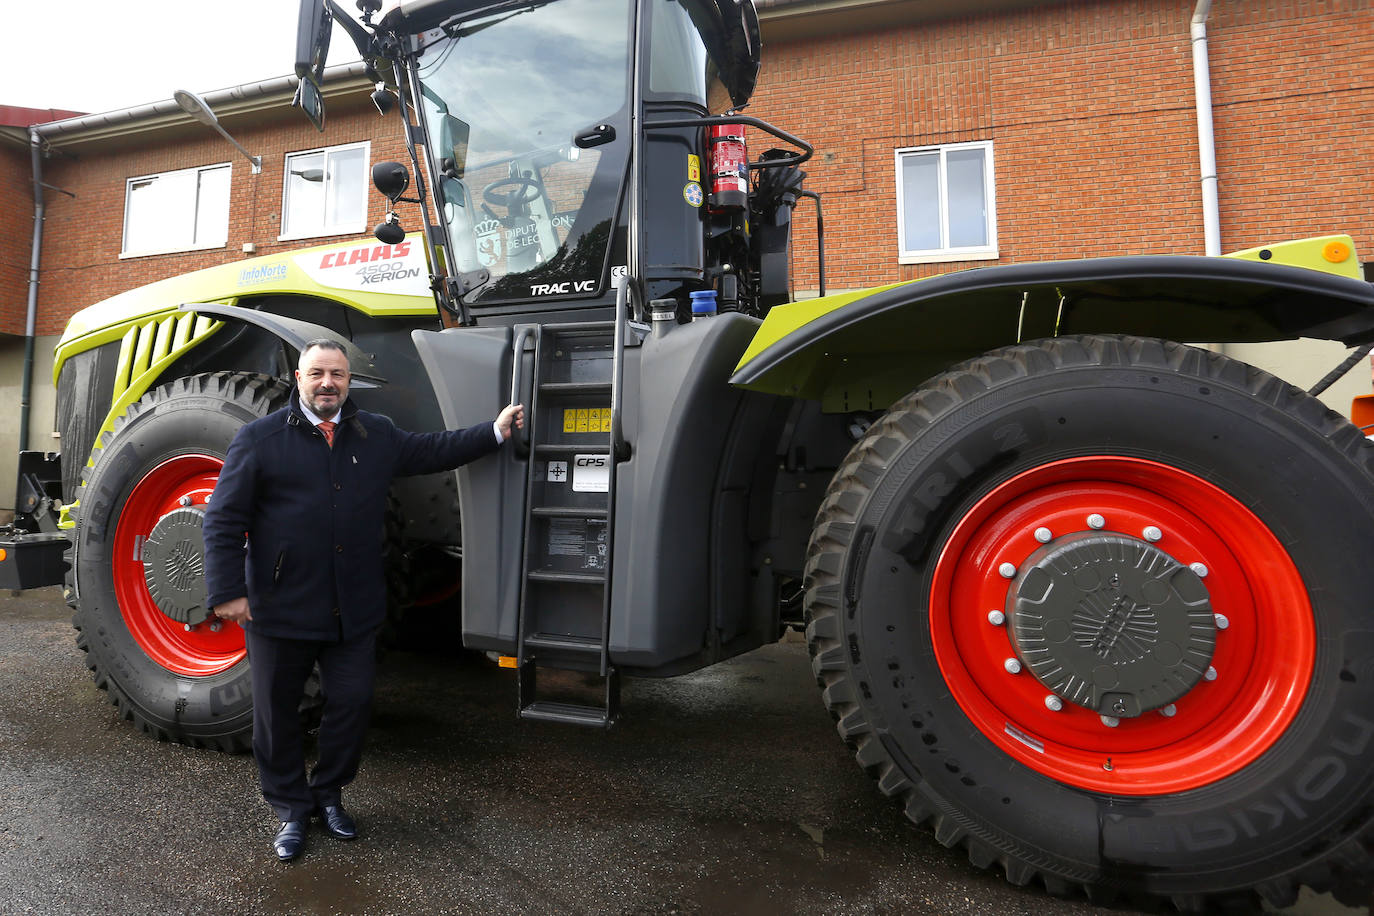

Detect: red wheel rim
[111,454,245,677]
[929,456,1313,795]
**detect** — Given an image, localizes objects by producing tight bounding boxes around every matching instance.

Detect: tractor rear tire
[72,372,288,752]
[804,335,1374,911]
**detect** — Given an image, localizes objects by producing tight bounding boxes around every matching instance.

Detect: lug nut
[987,610,1006,626]
[1190,562,1208,578]
[1045,695,1064,712]
[1034,527,1053,543]
[1214,613,1229,630]
[1087,513,1106,530]
[1143,525,1163,542]
[1160,704,1177,717]
[183,623,196,632]
[178,495,192,507]
[209,621,223,633]
[1004,658,1022,674]
[1205,666,1218,681]
[1100,715,1120,728]
[998,562,1017,579]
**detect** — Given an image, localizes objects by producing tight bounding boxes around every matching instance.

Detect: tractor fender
[731,248,1374,413]
[177,303,386,386]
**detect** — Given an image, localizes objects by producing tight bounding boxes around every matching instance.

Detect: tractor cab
[297,0,809,324]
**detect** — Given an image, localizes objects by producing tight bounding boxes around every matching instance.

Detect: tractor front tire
[72,372,288,752]
[805,336,1374,910]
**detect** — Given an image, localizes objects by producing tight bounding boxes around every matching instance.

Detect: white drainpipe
[1191,0,1221,256]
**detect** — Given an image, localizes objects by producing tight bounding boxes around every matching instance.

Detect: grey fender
[729,255,1374,411]
[178,302,386,386]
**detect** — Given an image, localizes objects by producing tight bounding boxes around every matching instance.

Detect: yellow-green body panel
[55,233,436,382]
[733,281,908,372]
[53,311,226,525]
[1225,234,1362,280]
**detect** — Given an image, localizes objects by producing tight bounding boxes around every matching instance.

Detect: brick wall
[747,0,1374,292]
[0,147,34,336]
[33,94,409,337]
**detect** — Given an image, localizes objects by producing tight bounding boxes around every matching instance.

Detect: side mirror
[371,161,410,202]
[374,215,406,245]
[293,79,327,133]
[293,0,332,132]
[294,0,332,83]
[439,115,471,177]
[372,161,411,244]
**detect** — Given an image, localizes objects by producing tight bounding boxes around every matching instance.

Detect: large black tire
[805,336,1374,911]
[72,372,288,752]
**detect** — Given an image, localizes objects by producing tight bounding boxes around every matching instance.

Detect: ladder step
[544,320,615,334]
[540,381,611,395]
[531,506,609,519]
[528,568,605,584]
[534,444,610,456]
[524,632,603,653]
[519,700,613,728]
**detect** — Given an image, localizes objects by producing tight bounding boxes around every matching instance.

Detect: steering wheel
[482,176,542,211]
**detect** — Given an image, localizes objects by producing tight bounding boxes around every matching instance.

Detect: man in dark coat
[202,338,523,862]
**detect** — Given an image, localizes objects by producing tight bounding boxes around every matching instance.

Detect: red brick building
[748,0,1373,292]
[1,0,1371,511]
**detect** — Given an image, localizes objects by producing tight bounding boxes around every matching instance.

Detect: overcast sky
[15,1,360,115]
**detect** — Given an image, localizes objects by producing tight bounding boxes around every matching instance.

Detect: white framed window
[121,163,231,257]
[895,141,997,263]
[281,141,370,240]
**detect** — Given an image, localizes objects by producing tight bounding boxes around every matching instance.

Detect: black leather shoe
[274,820,307,861]
[316,804,358,840]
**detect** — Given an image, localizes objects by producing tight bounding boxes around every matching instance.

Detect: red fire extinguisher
[708,123,748,211]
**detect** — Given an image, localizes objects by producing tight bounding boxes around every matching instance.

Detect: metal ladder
[511,299,630,727]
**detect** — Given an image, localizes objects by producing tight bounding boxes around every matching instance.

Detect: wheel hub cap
[141,506,211,626]
[1008,531,1216,718]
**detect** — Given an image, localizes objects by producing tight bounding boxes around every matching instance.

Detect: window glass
[282,142,369,239]
[648,0,731,112]
[895,141,997,261]
[194,166,232,248]
[415,0,632,303]
[946,148,989,248]
[122,164,230,256]
[900,152,941,253]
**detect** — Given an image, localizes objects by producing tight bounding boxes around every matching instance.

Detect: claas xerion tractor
[3,0,1373,909]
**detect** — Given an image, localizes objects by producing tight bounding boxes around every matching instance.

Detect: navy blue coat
[202,390,500,640]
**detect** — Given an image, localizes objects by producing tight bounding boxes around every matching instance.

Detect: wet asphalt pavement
[0,586,1369,916]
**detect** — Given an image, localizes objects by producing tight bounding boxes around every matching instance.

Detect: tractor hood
[55,235,436,382]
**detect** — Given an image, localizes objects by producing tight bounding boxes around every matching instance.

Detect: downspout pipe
[1191,0,1221,256]
[21,129,45,454]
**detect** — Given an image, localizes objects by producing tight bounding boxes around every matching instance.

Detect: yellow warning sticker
[564,407,611,433]
[687,154,701,182]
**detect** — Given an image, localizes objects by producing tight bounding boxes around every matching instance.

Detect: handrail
[510,325,532,455]
[644,114,813,169]
[610,282,633,461]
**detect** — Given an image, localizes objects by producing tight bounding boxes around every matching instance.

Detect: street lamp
[173,89,263,174]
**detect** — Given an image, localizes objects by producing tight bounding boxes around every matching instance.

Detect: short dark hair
[300,338,348,362]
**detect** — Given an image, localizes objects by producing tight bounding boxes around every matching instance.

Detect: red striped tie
[318,420,336,447]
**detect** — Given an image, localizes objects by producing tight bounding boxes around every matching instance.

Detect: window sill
[899,249,999,265]
[278,225,368,243]
[119,241,227,259]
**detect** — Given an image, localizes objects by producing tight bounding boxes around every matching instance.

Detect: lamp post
[173,89,263,174]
